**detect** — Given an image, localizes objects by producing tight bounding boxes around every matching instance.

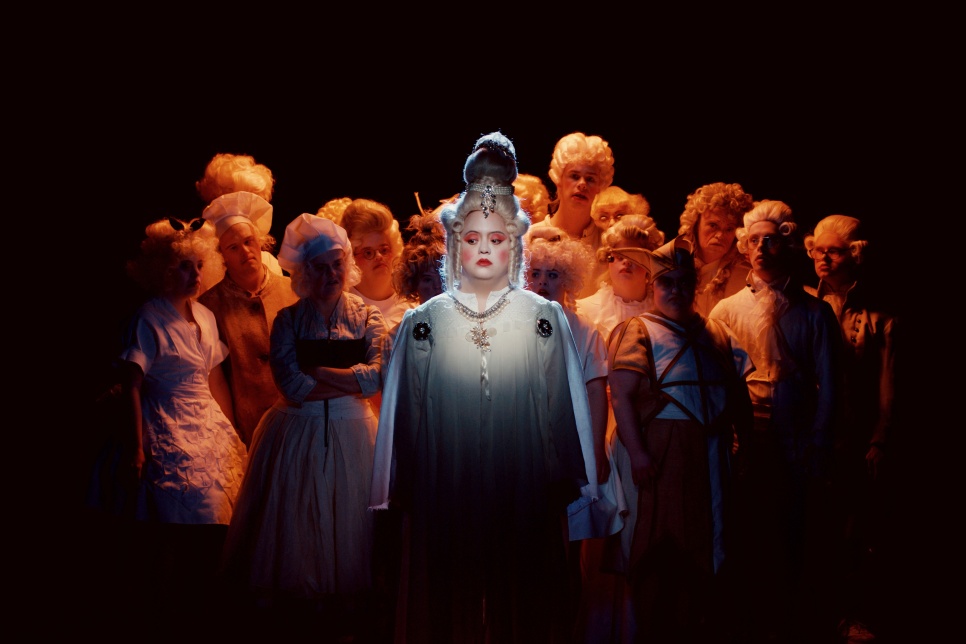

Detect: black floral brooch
[413,322,431,341]
[536,318,553,338]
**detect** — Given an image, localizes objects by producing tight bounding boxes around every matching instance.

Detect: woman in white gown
[370,131,602,643]
[221,214,387,636]
[118,216,247,619]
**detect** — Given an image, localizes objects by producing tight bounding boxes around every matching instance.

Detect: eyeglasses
[809,246,847,260]
[747,235,781,250]
[654,275,696,292]
[353,244,392,261]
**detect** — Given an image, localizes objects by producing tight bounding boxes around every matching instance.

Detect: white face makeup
[527,263,565,304]
[459,210,511,289]
[166,254,205,298]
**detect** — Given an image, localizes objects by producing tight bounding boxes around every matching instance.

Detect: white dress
[370,286,601,642]
[221,293,387,599]
[119,296,248,525]
[564,307,627,537]
[575,282,654,343]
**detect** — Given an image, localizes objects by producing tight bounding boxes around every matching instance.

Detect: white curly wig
[547,132,615,190]
[736,199,799,254]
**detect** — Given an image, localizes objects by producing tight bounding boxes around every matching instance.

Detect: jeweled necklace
[449,288,512,351]
[449,287,513,400]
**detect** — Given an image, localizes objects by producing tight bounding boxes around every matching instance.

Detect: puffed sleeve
[607,317,651,375]
[119,310,158,377]
[544,301,619,540]
[349,304,387,398]
[370,309,416,510]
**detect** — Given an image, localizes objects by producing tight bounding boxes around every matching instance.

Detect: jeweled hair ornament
[467,183,514,218]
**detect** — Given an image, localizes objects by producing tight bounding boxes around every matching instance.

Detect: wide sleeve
[548,302,624,541]
[369,309,415,510]
[569,310,608,383]
[118,310,158,377]
[607,317,650,375]
[545,302,597,492]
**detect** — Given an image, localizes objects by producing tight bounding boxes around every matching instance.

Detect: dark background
[94,57,913,356]
[61,14,949,638]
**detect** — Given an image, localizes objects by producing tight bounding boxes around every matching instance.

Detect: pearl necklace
[449,288,512,352]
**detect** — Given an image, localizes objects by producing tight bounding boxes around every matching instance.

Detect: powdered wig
[513,173,551,223]
[525,226,596,311]
[804,214,867,264]
[393,211,446,302]
[339,198,404,261]
[127,218,222,295]
[316,196,352,224]
[736,199,799,253]
[439,132,530,291]
[592,185,651,219]
[678,182,755,237]
[547,132,615,190]
[288,248,362,298]
[596,214,666,263]
[195,153,275,204]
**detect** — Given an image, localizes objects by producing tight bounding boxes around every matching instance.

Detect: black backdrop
[59,13,948,639]
[96,73,907,356]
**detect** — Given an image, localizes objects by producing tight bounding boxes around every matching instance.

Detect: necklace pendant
[467,324,495,352]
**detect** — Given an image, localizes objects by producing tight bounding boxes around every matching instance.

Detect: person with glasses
[221,214,387,639]
[338,198,415,334]
[589,185,651,233]
[709,199,843,643]
[117,216,248,622]
[607,236,754,643]
[673,181,756,317]
[575,214,665,341]
[804,214,898,643]
[525,226,628,642]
